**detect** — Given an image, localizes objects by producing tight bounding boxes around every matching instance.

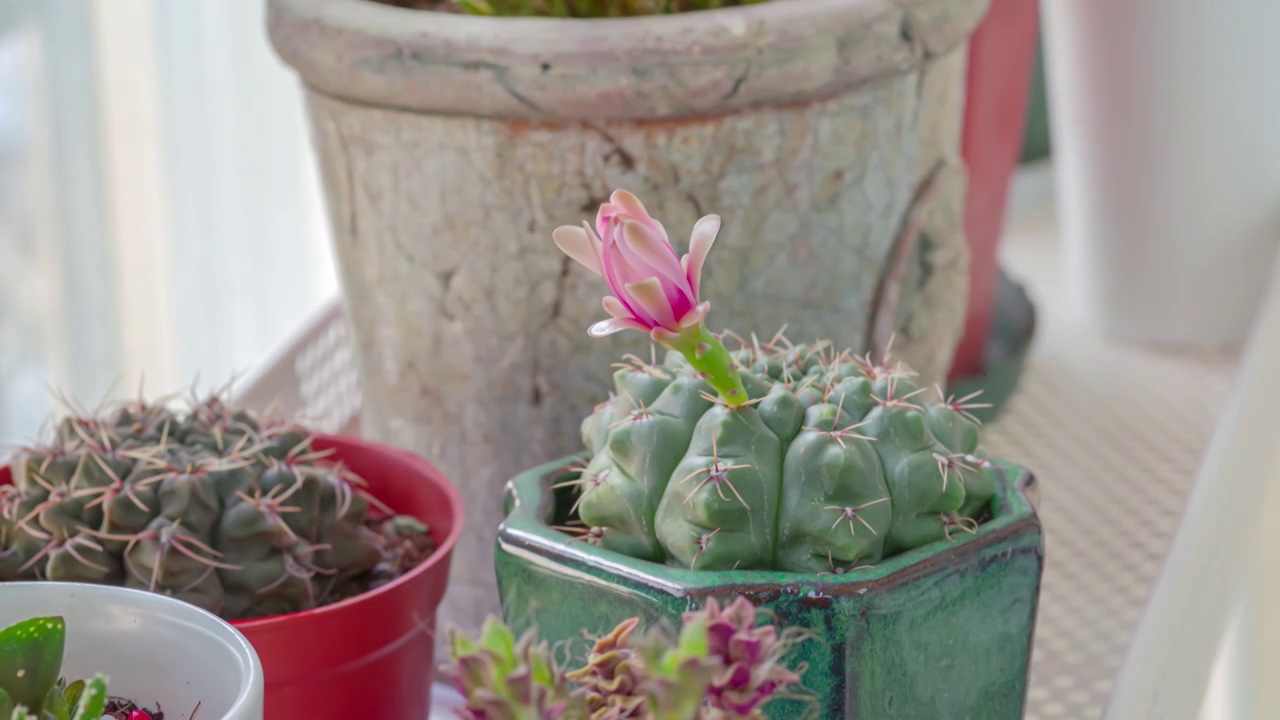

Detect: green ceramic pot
[496,453,1044,720]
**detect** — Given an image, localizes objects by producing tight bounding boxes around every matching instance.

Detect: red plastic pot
[1,434,464,720]
[951,0,1040,380]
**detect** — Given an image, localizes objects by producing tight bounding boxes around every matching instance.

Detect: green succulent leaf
[0,689,12,717]
[59,682,82,713]
[0,617,65,712]
[68,675,107,720]
[40,683,67,720]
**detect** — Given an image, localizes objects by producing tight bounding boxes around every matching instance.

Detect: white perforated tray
[235,167,1240,719]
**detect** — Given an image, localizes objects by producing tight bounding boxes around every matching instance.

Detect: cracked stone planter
[268,0,991,635]
[496,453,1043,719]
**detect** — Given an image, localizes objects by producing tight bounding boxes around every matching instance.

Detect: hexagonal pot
[496,453,1043,720]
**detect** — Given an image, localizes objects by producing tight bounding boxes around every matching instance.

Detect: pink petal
[678,301,711,328]
[589,317,651,337]
[650,326,681,344]
[552,225,603,276]
[621,220,693,294]
[602,295,632,319]
[624,277,678,330]
[682,214,720,297]
[609,189,650,220]
[602,237,659,326]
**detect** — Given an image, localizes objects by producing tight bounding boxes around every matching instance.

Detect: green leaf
[67,676,106,720]
[478,618,516,660]
[0,617,66,712]
[38,686,66,720]
[59,683,81,713]
[0,689,12,717]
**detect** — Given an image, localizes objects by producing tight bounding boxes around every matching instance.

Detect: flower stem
[662,324,749,406]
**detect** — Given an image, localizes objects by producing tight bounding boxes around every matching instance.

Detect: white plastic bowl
[0,582,263,720]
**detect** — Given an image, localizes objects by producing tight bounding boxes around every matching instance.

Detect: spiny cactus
[442,596,802,720]
[566,337,995,572]
[550,189,996,573]
[0,616,110,720]
[1,395,432,621]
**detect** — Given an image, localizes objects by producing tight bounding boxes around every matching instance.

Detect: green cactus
[569,337,996,571]
[0,616,109,720]
[1,395,427,621]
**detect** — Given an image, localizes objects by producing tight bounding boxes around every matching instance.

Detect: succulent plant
[442,617,585,720]
[0,616,109,720]
[0,395,428,621]
[442,597,801,720]
[552,191,996,572]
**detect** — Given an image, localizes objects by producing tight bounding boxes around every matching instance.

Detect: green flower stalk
[553,190,748,407]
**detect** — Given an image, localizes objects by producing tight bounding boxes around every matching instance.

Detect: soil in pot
[103,697,171,720]
[0,394,436,620]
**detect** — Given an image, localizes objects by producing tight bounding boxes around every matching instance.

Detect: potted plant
[2,582,263,719]
[266,0,992,635]
[0,396,464,720]
[440,596,806,719]
[494,192,1043,718]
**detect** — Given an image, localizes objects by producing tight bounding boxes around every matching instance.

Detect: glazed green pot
[496,453,1043,720]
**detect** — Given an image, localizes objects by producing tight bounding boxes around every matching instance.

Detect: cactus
[0,616,110,720]
[1,395,431,621]
[442,596,802,720]
[568,339,996,572]
[550,190,996,572]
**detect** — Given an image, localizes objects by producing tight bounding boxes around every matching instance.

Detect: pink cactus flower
[553,190,721,341]
[127,711,153,720]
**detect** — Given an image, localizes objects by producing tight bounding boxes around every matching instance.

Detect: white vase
[1,583,264,720]
[1041,0,1280,346]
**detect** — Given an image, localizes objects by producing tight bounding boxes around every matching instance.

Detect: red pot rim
[231,433,465,631]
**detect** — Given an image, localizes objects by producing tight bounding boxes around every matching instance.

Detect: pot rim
[499,452,1039,593]
[231,433,465,631]
[1,581,264,719]
[267,0,990,119]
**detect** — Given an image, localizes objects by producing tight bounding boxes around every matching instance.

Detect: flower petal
[682,214,720,297]
[625,277,678,330]
[609,189,650,219]
[678,301,711,328]
[589,317,650,337]
[602,295,633,319]
[552,224,603,276]
[621,220,691,293]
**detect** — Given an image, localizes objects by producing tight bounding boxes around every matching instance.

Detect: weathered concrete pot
[497,454,1043,719]
[268,0,989,635]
